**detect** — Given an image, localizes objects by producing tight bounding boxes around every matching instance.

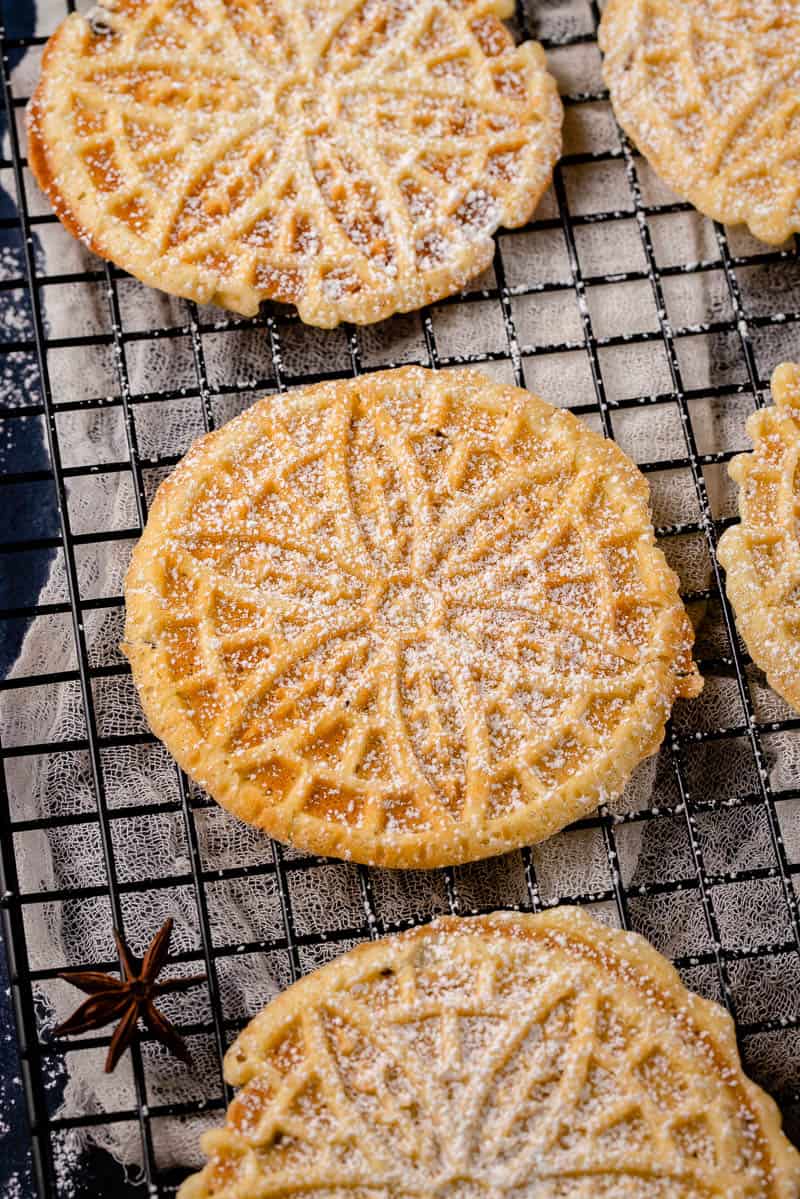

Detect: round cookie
[123,366,701,868]
[27,0,562,325]
[718,363,800,714]
[179,908,800,1198]
[600,0,800,245]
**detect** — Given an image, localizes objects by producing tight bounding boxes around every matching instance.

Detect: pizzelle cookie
[178,908,800,1198]
[26,0,562,326]
[600,0,800,245]
[718,363,800,714]
[123,366,700,869]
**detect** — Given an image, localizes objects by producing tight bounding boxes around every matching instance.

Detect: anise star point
[53,917,206,1073]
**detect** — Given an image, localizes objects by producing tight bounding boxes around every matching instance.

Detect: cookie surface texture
[178,908,800,1198]
[27,0,562,325]
[123,366,701,868]
[599,0,800,245]
[718,363,800,714]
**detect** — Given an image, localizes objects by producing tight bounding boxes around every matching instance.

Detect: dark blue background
[0,7,173,1189]
[2,0,55,1191]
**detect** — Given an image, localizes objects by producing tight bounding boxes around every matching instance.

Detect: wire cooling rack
[2,0,800,1194]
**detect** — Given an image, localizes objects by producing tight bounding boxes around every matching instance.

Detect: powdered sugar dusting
[179,910,795,1198]
[27,0,562,325]
[718,362,800,714]
[123,366,700,868]
[600,0,800,245]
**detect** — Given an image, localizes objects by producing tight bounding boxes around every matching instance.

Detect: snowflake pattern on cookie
[123,367,701,868]
[601,0,800,244]
[179,910,800,1199]
[719,362,800,714]
[28,0,562,323]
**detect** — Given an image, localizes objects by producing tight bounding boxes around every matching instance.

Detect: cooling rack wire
[1,0,800,1194]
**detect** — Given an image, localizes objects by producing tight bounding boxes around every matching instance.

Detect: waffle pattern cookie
[123,367,701,868]
[718,363,800,714]
[600,0,800,245]
[178,908,800,1198]
[27,0,562,325]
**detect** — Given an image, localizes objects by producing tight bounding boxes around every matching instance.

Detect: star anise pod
[53,918,206,1073]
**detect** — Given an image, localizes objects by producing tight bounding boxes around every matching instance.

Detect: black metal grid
[2,0,800,1193]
